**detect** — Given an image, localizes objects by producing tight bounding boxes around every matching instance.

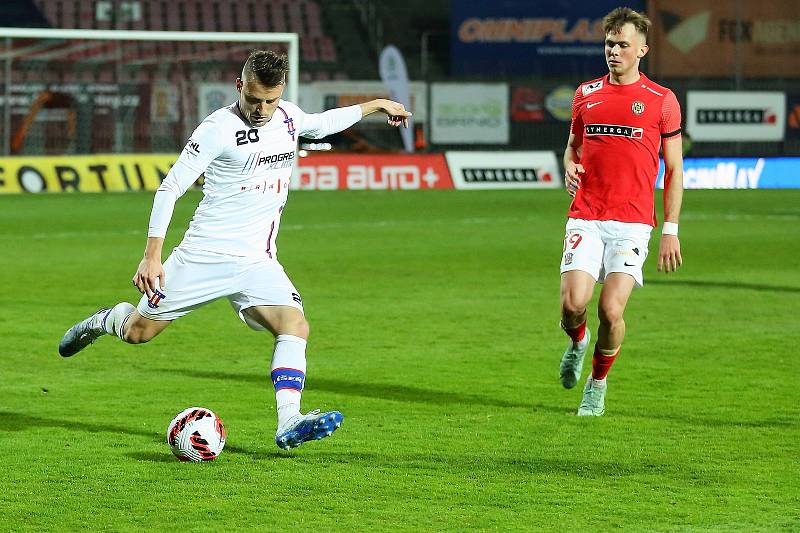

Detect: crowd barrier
[0,151,561,193]
[3,153,798,193]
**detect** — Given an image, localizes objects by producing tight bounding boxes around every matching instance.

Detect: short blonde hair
[603,7,651,41]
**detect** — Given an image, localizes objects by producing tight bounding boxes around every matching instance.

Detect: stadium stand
[25,0,342,78]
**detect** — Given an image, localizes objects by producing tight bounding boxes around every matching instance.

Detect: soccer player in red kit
[558,7,684,416]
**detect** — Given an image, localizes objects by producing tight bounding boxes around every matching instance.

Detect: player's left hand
[380,99,412,128]
[657,235,682,273]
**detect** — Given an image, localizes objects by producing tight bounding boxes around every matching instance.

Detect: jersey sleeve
[178,117,226,174]
[296,104,363,139]
[660,90,682,139]
[147,116,226,238]
[570,86,584,139]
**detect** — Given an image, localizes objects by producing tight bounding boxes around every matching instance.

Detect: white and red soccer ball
[167,407,226,462]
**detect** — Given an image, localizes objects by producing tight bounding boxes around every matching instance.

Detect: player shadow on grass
[647,278,800,293]
[152,368,546,411]
[309,451,662,477]
[0,411,258,459]
[145,369,799,429]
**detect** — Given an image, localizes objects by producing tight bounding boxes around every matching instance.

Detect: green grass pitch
[1,189,798,531]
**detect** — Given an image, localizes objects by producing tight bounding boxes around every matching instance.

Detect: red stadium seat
[301,38,318,62]
[319,37,336,63]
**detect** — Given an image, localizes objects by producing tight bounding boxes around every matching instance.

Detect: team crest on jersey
[581,80,603,96]
[277,107,296,141]
[284,117,296,141]
[631,101,645,115]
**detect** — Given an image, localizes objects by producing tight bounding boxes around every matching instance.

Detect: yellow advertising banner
[0,154,178,194]
[647,0,800,78]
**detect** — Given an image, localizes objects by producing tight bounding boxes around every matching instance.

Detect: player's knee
[598,304,624,326]
[561,298,586,319]
[290,316,310,339]
[273,310,309,339]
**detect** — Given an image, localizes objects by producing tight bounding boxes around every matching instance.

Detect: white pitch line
[0,216,538,240]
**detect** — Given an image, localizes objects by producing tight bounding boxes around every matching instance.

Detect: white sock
[103,302,135,340]
[271,334,307,429]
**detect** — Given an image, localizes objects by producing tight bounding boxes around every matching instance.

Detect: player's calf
[560,329,591,389]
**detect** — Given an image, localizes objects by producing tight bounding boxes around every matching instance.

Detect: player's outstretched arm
[657,135,684,273]
[358,99,412,128]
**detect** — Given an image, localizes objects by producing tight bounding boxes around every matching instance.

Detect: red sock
[591,345,619,380]
[564,320,587,344]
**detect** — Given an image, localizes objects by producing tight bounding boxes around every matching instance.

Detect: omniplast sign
[450,0,643,76]
[294,153,453,190]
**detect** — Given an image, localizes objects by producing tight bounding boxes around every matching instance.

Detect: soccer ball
[167,407,226,462]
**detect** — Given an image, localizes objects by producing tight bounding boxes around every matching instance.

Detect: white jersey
[148,100,362,257]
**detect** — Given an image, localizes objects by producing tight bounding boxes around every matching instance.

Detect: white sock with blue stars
[271,334,307,430]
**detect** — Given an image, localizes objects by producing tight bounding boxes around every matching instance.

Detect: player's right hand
[565,163,585,197]
[132,257,165,298]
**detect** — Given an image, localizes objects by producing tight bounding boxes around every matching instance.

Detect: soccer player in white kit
[58,50,412,450]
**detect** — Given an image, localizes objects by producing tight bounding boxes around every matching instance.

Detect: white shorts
[560,218,652,288]
[136,247,303,329]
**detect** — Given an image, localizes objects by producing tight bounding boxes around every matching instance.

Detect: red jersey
[568,72,681,226]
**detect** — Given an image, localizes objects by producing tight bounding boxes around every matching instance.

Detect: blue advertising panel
[656,158,800,189]
[451,0,644,76]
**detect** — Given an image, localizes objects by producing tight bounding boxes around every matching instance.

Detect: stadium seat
[287,2,303,33]
[182,2,200,31]
[302,38,318,62]
[217,3,236,31]
[319,37,337,63]
[267,2,287,33]
[305,2,322,24]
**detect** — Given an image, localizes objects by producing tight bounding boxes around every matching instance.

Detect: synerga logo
[656,158,800,189]
[585,124,643,139]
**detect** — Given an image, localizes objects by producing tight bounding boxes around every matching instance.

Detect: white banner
[687,91,786,141]
[445,151,560,189]
[379,45,414,152]
[197,83,237,123]
[198,81,429,126]
[432,83,509,144]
